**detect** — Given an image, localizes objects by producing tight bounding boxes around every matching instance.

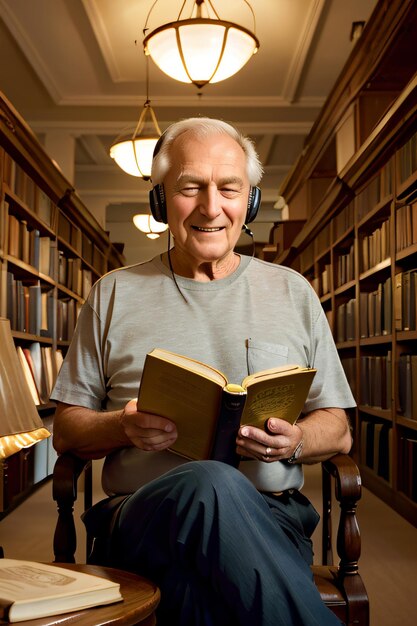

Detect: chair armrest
[52,452,92,563]
[321,454,362,576]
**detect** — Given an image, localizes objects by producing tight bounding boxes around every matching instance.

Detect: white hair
[151,117,263,186]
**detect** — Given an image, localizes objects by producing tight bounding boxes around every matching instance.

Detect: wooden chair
[52,452,369,626]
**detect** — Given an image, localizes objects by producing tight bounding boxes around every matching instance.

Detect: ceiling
[0,0,378,263]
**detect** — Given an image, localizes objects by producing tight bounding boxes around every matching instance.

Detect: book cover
[0,559,122,622]
[137,348,316,465]
[16,346,41,406]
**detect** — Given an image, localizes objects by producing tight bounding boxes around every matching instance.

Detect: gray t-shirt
[51,254,355,494]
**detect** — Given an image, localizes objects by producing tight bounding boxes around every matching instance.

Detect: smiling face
[163,130,251,280]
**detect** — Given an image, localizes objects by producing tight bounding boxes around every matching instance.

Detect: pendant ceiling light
[143,0,259,90]
[110,53,161,179]
[133,213,168,239]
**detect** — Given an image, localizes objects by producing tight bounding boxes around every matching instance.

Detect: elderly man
[52,117,354,625]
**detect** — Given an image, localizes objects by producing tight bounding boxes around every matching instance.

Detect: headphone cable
[167,232,189,304]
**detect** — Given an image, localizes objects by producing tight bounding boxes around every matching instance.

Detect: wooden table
[11,563,160,626]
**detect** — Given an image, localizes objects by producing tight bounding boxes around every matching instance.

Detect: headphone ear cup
[149,184,167,223]
[246,186,261,224]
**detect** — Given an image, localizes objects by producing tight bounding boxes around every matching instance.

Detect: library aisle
[0,461,416,625]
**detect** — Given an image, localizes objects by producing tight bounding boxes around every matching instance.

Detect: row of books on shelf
[2,157,107,277]
[320,270,416,341]
[310,264,331,298]
[6,274,54,337]
[15,342,63,406]
[58,252,93,298]
[336,297,356,343]
[396,202,417,252]
[333,202,354,241]
[5,210,94,299]
[58,211,106,275]
[398,130,417,184]
[335,243,354,287]
[360,218,390,273]
[360,277,392,338]
[395,268,417,331]
[3,156,54,227]
[399,434,417,502]
[398,353,417,420]
[342,351,416,419]
[57,297,81,341]
[7,211,57,277]
[329,346,416,423]
[320,263,331,296]
[356,160,393,221]
[6,273,82,341]
[0,432,57,512]
[360,419,393,485]
[360,353,391,410]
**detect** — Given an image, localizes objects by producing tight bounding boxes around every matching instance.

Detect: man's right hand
[121,399,178,452]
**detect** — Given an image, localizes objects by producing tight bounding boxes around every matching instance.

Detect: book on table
[0,559,123,622]
[137,348,316,466]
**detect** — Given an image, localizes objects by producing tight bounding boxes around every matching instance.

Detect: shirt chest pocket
[246,339,289,375]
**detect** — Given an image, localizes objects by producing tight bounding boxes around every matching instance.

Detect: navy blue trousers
[93,461,341,625]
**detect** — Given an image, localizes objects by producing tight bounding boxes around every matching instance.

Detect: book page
[0,560,120,602]
[150,348,228,386]
[241,369,316,427]
[242,364,301,387]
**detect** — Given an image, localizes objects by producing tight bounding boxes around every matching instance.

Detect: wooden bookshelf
[0,91,125,516]
[275,0,417,526]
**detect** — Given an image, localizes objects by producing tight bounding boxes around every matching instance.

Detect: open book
[0,559,122,622]
[137,348,316,466]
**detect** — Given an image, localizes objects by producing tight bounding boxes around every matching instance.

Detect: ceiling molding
[81,0,122,82]
[0,0,63,103]
[282,0,327,103]
[78,135,109,163]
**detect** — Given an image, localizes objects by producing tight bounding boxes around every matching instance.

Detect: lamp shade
[0,318,50,459]
[143,18,259,89]
[110,136,159,179]
[133,214,168,239]
[110,95,161,179]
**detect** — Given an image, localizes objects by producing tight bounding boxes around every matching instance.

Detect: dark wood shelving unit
[0,91,125,516]
[274,0,417,526]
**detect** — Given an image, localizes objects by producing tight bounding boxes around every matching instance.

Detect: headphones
[148,132,262,225]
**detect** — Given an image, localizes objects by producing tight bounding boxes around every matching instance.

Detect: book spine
[210,388,246,467]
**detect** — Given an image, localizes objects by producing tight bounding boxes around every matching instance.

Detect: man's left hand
[236,418,303,463]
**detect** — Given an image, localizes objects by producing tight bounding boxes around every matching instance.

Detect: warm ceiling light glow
[133,213,168,239]
[110,133,158,179]
[110,51,161,179]
[143,0,259,89]
[110,101,161,179]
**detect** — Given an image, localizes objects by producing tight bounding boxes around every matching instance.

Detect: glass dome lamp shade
[143,1,259,89]
[110,135,159,178]
[110,99,161,179]
[133,213,168,239]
